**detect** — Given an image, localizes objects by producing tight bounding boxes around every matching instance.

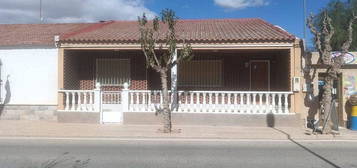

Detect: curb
[1,136,357,142]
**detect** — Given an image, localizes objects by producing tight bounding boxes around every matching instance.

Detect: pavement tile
[1,120,357,140]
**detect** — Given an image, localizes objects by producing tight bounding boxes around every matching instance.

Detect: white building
[0,23,92,120]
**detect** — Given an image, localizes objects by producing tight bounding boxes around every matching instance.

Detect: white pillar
[95,82,102,124]
[94,82,101,112]
[121,82,130,112]
[171,49,178,110]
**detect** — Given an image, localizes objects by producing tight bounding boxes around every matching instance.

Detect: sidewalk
[0,120,357,140]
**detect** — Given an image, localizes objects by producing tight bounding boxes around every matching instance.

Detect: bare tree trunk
[160,70,172,133]
[321,77,333,133]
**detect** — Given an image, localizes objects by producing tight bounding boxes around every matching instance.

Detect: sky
[0,0,335,47]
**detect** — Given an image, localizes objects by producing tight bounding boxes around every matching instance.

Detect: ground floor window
[178,60,223,87]
[96,59,130,86]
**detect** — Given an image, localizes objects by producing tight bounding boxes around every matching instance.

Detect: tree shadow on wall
[0,75,11,117]
[303,52,320,129]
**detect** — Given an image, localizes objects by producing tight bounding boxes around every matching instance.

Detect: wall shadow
[345,101,352,129]
[266,112,275,127]
[273,128,341,168]
[0,76,11,117]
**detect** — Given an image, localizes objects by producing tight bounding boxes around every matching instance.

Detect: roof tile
[0,23,94,46]
[0,18,296,47]
[61,18,296,43]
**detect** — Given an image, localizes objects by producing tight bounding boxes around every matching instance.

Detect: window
[178,60,223,87]
[96,59,130,86]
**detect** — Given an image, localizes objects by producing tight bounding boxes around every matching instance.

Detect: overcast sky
[0,0,157,23]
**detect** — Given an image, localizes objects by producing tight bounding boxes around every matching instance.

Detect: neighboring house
[307,52,357,128]
[0,18,305,126]
[0,23,94,120]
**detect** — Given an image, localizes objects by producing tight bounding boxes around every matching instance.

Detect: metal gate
[101,91,123,123]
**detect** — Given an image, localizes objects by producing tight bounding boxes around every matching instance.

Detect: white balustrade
[59,87,292,115]
[102,91,121,104]
[126,90,292,114]
[58,90,98,112]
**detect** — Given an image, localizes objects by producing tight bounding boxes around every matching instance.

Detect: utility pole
[40,0,43,23]
[303,0,307,50]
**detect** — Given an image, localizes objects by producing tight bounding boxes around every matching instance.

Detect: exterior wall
[64,49,291,92]
[0,48,58,105]
[290,40,304,118]
[63,50,147,91]
[148,50,290,91]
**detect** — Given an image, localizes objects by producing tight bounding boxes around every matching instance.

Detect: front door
[250,60,270,91]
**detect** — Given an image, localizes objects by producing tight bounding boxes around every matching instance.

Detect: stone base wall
[57,112,100,123]
[124,112,303,127]
[0,105,57,121]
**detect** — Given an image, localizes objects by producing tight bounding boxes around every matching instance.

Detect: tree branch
[321,12,334,65]
[341,12,357,53]
[308,14,323,55]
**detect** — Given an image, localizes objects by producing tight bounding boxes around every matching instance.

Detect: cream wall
[289,40,305,118]
[0,47,58,105]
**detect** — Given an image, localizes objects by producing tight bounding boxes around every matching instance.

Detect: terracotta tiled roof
[61,18,296,44]
[0,23,95,46]
[0,18,296,47]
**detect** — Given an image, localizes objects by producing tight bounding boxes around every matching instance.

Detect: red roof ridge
[61,21,115,40]
[104,18,261,23]
[255,18,296,39]
[176,18,261,22]
[0,22,93,26]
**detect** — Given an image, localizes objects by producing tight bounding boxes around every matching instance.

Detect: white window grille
[178,60,223,87]
[96,59,130,86]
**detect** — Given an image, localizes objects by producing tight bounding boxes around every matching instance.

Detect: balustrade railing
[58,90,99,112]
[58,83,292,114]
[102,91,121,104]
[128,90,292,114]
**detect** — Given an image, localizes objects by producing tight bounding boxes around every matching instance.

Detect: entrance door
[250,60,270,91]
[101,91,123,123]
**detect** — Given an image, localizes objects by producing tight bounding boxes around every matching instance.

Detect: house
[0,18,305,126]
[0,23,94,120]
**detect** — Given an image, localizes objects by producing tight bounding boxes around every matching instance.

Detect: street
[0,138,356,168]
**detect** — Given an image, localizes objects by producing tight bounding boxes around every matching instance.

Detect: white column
[258,94,263,114]
[239,94,243,113]
[65,92,69,111]
[271,94,276,113]
[77,91,82,111]
[278,94,283,114]
[83,92,87,111]
[94,82,101,112]
[252,93,256,113]
[71,92,75,111]
[284,94,289,114]
[121,82,130,112]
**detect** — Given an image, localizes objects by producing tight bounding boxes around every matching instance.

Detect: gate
[101,91,123,123]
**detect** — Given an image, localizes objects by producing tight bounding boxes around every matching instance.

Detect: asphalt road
[0,138,356,168]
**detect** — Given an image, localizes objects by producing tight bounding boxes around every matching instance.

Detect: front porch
[57,49,296,124]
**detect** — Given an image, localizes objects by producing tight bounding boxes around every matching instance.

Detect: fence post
[94,82,101,112]
[121,82,129,112]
